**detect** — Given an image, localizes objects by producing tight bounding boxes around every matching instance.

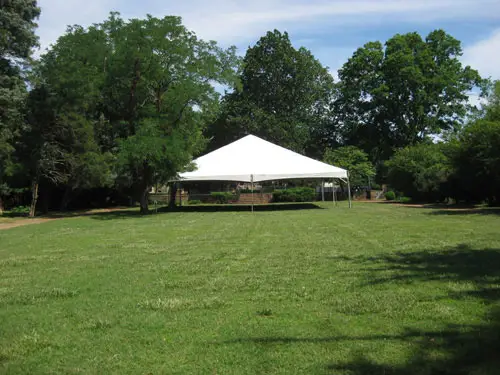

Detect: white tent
[177,134,351,207]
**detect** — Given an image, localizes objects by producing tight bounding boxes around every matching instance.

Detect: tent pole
[321,179,325,202]
[251,175,254,213]
[179,183,182,207]
[333,179,336,206]
[347,173,352,208]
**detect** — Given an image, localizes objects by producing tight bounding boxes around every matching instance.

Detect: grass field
[1,202,500,374]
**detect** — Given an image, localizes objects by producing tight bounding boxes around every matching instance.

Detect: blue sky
[37,0,500,92]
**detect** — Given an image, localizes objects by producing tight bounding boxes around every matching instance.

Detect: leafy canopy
[324,146,375,187]
[207,30,333,154]
[335,30,484,162]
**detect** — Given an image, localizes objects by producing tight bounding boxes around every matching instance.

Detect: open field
[1,202,500,374]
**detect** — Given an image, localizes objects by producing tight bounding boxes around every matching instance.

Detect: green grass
[1,202,500,374]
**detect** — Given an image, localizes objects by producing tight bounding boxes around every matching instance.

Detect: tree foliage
[207,30,334,155]
[30,13,240,214]
[324,146,375,187]
[385,143,452,202]
[335,30,484,163]
[0,0,40,214]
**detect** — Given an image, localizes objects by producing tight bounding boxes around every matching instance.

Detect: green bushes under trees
[210,192,235,204]
[385,191,396,201]
[386,143,451,203]
[272,187,316,202]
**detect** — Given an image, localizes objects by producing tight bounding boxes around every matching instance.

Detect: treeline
[1,2,498,216]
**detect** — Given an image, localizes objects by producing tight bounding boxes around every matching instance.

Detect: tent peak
[178,134,348,182]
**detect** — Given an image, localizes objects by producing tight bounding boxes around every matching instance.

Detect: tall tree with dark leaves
[0,0,40,214]
[334,30,484,164]
[22,86,70,217]
[102,15,240,213]
[207,30,334,155]
[36,24,113,210]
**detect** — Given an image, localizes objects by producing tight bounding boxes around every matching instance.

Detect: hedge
[272,187,316,202]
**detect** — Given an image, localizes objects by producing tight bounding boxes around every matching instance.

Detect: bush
[385,191,396,201]
[188,200,202,205]
[239,189,260,193]
[385,143,451,203]
[399,196,412,204]
[9,205,30,216]
[272,187,316,202]
[210,192,234,204]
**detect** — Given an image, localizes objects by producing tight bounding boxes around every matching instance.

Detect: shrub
[9,206,30,216]
[239,189,260,194]
[272,187,316,202]
[210,192,234,204]
[188,200,202,205]
[399,196,412,204]
[385,191,396,201]
[385,143,451,203]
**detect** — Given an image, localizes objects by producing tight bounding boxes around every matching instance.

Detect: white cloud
[462,28,500,80]
[36,0,500,53]
[164,0,500,45]
[36,0,118,54]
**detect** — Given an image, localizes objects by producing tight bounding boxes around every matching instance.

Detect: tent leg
[251,175,254,213]
[332,179,336,206]
[347,174,352,208]
[321,179,325,202]
[178,183,182,207]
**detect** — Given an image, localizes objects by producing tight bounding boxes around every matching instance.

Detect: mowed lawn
[1,203,500,374]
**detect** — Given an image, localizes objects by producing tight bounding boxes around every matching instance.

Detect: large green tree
[324,146,375,187]
[385,143,452,202]
[207,30,334,155]
[334,30,484,163]
[102,15,239,213]
[447,84,500,204]
[22,86,70,217]
[0,0,40,214]
[36,13,240,214]
[35,24,113,210]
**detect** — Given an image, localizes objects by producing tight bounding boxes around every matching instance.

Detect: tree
[33,13,239,214]
[100,15,239,213]
[22,86,70,217]
[335,30,484,163]
[483,80,500,122]
[324,146,375,187]
[0,0,40,214]
[449,120,500,205]
[207,30,334,155]
[385,143,451,202]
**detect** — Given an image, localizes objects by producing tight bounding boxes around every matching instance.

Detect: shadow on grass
[162,203,323,213]
[219,244,500,375]
[426,207,500,216]
[85,203,323,220]
[372,201,500,216]
[327,244,500,374]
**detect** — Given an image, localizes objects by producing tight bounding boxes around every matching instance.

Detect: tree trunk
[139,185,150,214]
[60,185,72,211]
[29,179,39,218]
[0,195,4,215]
[169,183,178,208]
[40,186,50,214]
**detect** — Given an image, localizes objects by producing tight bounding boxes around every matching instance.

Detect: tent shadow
[160,203,324,213]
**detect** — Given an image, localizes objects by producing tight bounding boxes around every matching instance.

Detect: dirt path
[0,207,129,231]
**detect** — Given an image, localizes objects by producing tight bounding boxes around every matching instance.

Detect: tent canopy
[178,135,348,183]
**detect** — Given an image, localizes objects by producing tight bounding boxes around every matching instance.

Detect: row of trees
[0,2,497,215]
[386,82,500,204]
